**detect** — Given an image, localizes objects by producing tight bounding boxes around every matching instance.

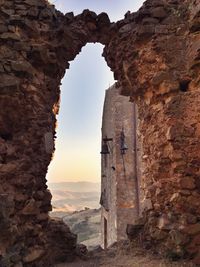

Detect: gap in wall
[46,43,114,248]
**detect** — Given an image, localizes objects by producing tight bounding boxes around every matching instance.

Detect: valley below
[48,182,101,248]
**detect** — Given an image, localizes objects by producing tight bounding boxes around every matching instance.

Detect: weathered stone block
[23,248,45,263]
[158,215,171,230]
[137,25,155,36]
[150,228,168,240]
[27,7,39,17]
[0,24,7,33]
[44,132,54,154]
[151,7,168,19]
[11,60,33,74]
[181,224,200,235]
[169,229,189,246]
[119,24,133,33]
[0,32,20,41]
[25,0,46,7]
[179,177,196,190]
[22,199,40,215]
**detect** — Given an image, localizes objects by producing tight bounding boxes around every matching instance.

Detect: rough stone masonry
[0,0,199,266]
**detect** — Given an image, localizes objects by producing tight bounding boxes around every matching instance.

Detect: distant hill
[48,181,100,192]
[49,182,101,248]
[48,181,101,212]
[63,208,101,248]
[51,208,101,249]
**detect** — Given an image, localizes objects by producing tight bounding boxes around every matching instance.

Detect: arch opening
[47,43,115,248]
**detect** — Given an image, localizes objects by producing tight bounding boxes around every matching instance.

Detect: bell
[121,143,128,154]
[120,129,128,154]
[100,143,110,154]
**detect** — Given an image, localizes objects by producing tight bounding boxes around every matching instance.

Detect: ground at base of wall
[56,241,195,267]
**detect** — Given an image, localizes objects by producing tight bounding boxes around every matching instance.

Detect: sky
[47,0,144,183]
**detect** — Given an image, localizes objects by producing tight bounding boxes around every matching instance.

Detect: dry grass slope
[56,241,195,267]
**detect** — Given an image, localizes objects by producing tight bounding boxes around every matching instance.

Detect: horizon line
[48,180,100,184]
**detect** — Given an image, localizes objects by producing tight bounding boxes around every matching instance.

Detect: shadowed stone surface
[0,0,200,266]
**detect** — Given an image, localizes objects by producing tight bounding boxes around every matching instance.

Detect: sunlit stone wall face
[0,0,199,265]
[101,85,139,248]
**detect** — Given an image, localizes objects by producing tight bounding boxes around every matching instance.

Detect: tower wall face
[101,85,140,247]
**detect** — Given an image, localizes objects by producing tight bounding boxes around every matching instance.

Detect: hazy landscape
[48,181,101,247]
[48,181,100,212]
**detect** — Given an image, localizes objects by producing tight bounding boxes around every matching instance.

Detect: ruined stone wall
[104,0,200,263]
[0,0,112,266]
[101,84,140,247]
[137,91,200,261]
[0,0,200,265]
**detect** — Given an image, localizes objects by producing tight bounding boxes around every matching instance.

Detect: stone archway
[0,0,200,266]
[0,1,116,265]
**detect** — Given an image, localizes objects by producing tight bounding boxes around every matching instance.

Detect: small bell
[100,143,110,154]
[121,143,128,154]
[120,129,128,154]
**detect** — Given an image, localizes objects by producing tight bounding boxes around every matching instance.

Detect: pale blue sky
[50,0,144,21]
[47,0,144,183]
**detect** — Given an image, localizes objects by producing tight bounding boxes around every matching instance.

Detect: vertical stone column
[101,85,141,247]
[115,100,140,240]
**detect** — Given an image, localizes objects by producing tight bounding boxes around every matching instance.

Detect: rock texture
[104,0,200,263]
[0,0,200,266]
[0,0,110,266]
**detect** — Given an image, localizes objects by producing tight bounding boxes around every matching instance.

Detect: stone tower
[100,84,142,248]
